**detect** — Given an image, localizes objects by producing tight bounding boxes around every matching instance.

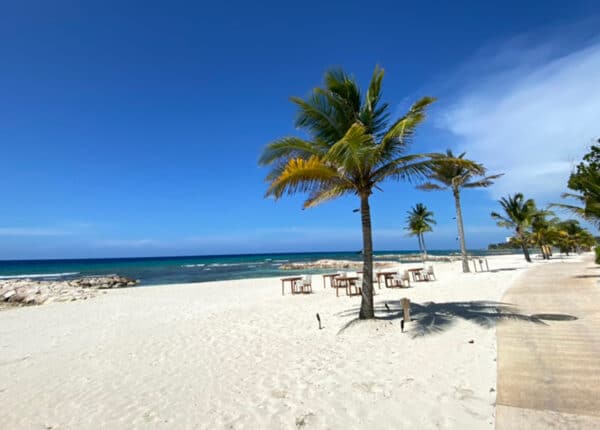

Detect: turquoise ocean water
[0,250,503,285]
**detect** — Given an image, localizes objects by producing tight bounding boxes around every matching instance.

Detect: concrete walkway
[496,255,600,429]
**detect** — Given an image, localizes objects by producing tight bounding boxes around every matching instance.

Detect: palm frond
[291,94,344,142]
[265,156,341,199]
[326,123,377,179]
[490,211,514,228]
[259,137,325,166]
[463,173,505,188]
[359,65,390,137]
[304,184,353,209]
[371,153,437,184]
[417,182,447,191]
[379,96,436,154]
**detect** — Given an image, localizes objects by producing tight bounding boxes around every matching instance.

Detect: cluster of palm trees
[491,193,596,262]
[259,66,501,319]
[490,141,599,263]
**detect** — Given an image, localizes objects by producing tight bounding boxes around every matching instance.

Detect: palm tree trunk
[421,233,428,263]
[453,187,470,273]
[359,193,374,319]
[518,229,532,262]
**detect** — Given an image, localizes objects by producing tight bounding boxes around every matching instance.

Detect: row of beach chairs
[289,265,436,295]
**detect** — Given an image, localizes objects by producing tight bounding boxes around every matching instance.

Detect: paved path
[496,255,600,429]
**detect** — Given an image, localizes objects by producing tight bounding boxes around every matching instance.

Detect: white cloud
[439,38,600,202]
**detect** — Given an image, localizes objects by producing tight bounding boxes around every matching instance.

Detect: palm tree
[405,203,436,262]
[259,66,438,319]
[418,150,502,272]
[491,193,538,262]
[530,212,559,260]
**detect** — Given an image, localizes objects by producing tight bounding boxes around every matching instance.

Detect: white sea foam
[0,272,80,280]
[181,264,205,268]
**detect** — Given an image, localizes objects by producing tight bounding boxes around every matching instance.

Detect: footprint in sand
[271,389,288,399]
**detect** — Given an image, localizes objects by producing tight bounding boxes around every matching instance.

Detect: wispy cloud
[0,227,72,236]
[438,34,600,202]
[93,239,160,248]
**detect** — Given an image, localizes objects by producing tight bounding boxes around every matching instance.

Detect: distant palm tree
[405,203,436,262]
[260,66,437,319]
[491,193,538,262]
[530,211,559,260]
[418,150,502,272]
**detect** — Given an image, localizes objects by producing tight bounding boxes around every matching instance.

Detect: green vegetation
[405,203,436,262]
[491,193,539,262]
[490,197,596,259]
[418,149,502,272]
[554,140,600,227]
[260,66,439,319]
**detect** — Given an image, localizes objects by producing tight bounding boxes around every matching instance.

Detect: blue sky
[1,1,599,259]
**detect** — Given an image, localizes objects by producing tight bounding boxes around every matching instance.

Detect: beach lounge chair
[401,270,411,286]
[387,269,410,288]
[386,273,403,288]
[295,275,312,293]
[334,272,347,297]
[425,265,436,281]
[347,272,362,296]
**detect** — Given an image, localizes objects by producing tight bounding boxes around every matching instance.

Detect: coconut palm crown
[259,66,438,319]
[405,203,436,262]
[418,149,503,272]
[491,193,538,262]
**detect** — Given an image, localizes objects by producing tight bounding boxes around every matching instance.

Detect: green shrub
[595,247,600,264]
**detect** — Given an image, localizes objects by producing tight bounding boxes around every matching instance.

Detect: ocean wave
[181,264,206,268]
[208,263,248,267]
[272,259,289,263]
[0,272,80,280]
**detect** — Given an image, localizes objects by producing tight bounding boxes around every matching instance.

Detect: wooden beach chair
[296,275,312,294]
[425,265,436,281]
[401,270,411,286]
[334,271,347,297]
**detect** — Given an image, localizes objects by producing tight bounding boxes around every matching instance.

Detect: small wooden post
[401,297,411,325]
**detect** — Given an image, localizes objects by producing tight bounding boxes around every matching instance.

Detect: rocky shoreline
[0,275,139,308]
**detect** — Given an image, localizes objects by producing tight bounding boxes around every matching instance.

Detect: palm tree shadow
[337,300,577,338]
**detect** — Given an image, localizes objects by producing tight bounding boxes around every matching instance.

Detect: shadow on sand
[337,300,578,337]
[490,268,519,273]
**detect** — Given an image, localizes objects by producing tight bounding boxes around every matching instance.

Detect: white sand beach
[0,254,586,429]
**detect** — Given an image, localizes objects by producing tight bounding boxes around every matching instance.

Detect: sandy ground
[0,253,584,430]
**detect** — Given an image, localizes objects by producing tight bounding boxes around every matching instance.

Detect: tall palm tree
[259,66,438,319]
[405,203,436,262]
[418,150,502,272]
[491,193,538,262]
